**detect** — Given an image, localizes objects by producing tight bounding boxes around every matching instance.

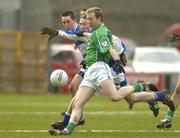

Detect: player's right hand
[40,27,58,41]
[169,33,180,42]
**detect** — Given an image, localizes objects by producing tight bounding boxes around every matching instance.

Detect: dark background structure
[0,0,179,45]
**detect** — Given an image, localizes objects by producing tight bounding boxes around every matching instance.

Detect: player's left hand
[41,27,58,41]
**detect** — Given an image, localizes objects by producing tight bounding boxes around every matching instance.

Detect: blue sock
[62,112,71,126]
[153,91,164,101]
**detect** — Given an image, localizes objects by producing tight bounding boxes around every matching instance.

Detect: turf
[0,93,180,138]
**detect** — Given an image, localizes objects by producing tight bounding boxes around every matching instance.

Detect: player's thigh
[73,87,95,108]
[100,79,117,97]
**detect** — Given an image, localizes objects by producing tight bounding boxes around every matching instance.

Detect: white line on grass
[0,111,174,115]
[0,129,180,133]
[0,102,68,107]
[0,102,104,107]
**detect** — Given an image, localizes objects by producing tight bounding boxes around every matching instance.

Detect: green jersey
[86,23,114,67]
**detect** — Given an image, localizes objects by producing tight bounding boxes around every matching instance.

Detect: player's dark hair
[80,8,88,12]
[62,10,76,20]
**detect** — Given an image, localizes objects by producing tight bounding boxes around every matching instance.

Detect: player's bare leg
[50,97,75,130]
[58,80,137,135]
[69,74,83,97]
[51,86,95,135]
[157,75,180,128]
[50,73,84,131]
[60,81,152,135]
[61,81,174,135]
[125,82,160,117]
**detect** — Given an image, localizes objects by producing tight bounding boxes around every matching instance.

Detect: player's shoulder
[95,24,111,36]
[74,23,81,32]
[112,35,122,42]
[98,23,108,31]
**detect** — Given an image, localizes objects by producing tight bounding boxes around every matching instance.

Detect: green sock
[66,122,76,133]
[133,83,143,92]
[165,110,174,121]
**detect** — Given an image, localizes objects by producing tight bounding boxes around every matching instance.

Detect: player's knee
[110,96,122,102]
[125,96,135,104]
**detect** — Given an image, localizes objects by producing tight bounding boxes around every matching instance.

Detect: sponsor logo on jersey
[101,41,108,47]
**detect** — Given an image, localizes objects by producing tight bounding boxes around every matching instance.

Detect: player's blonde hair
[86,7,103,21]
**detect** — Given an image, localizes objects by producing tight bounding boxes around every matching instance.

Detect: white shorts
[79,61,113,92]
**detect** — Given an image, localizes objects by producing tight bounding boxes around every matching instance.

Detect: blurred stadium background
[0,0,180,137]
[0,0,180,93]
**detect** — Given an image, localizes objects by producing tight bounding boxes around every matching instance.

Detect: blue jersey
[59,23,93,57]
[60,23,84,46]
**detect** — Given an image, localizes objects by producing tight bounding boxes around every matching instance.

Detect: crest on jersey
[101,41,108,47]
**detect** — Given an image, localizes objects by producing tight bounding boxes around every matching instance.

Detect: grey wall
[0,0,180,45]
[0,0,52,31]
[20,0,52,31]
[0,0,21,29]
[50,0,180,45]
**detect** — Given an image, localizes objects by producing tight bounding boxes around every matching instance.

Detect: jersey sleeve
[112,35,126,55]
[58,30,88,42]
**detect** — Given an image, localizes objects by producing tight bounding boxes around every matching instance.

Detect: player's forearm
[83,32,91,37]
[58,30,88,42]
[109,48,120,60]
[58,30,79,40]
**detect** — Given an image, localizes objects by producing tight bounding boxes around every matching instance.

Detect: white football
[50,69,68,86]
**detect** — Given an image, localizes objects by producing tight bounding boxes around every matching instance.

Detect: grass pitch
[0,92,180,138]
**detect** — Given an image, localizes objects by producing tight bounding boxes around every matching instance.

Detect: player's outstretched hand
[40,27,58,41]
[76,31,85,37]
[169,33,180,42]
